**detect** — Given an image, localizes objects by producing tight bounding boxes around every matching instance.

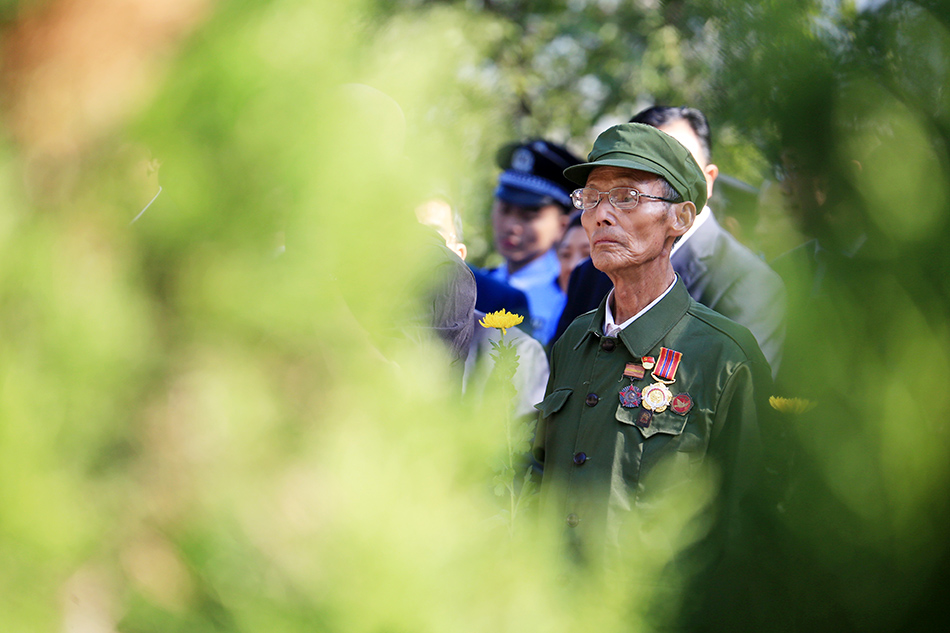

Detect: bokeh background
[2,0,950,630]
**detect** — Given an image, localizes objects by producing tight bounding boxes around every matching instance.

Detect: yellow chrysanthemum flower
[478,309,524,336]
[769,395,817,415]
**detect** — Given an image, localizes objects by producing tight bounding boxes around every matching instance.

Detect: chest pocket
[615,403,688,439]
[536,388,573,419]
[533,388,573,463]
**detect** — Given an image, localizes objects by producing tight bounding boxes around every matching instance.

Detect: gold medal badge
[641,382,673,412]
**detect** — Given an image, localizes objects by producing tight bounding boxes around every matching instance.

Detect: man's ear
[704,163,719,200]
[671,201,696,237]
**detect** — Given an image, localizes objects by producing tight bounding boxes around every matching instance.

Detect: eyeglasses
[570,186,678,210]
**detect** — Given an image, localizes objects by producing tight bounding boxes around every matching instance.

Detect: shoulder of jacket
[683,299,764,363]
[710,228,783,286]
[551,309,598,352]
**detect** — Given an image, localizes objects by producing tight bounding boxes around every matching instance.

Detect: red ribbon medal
[652,347,683,383]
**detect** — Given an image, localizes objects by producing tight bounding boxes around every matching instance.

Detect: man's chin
[591,253,621,274]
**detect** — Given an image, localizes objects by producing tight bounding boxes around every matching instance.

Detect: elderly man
[554,106,786,376]
[533,123,772,564]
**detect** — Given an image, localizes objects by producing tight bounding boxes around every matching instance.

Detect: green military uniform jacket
[534,277,772,561]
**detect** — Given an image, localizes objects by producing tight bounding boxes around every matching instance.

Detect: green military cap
[563,122,708,211]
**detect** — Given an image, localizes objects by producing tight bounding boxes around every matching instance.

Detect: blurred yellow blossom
[769,396,817,414]
[479,310,524,336]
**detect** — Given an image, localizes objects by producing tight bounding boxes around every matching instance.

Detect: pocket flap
[535,388,573,417]
[615,404,688,439]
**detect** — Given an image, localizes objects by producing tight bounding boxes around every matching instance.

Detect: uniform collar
[577,276,691,358]
[603,275,676,334]
[495,248,560,285]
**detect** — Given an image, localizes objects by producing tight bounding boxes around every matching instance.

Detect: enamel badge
[670,393,693,415]
[636,409,653,429]
[619,384,642,408]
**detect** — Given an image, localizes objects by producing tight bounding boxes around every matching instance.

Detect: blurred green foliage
[1,0,950,631]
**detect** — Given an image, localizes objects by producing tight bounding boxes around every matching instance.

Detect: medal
[670,393,693,415]
[641,382,673,412]
[642,347,680,413]
[641,356,655,370]
[636,409,653,429]
[623,362,645,380]
[619,384,642,408]
[619,363,644,408]
[651,347,682,384]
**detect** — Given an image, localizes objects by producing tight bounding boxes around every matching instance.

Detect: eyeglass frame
[570,186,680,211]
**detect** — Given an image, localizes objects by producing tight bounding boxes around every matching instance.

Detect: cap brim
[495,184,550,208]
[563,158,668,186]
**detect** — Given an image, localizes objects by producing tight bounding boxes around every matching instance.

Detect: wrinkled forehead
[585,165,662,189]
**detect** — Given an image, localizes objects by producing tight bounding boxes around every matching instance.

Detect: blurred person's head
[630,106,719,201]
[415,197,467,260]
[336,83,406,164]
[556,213,590,292]
[710,174,761,244]
[491,139,581,273]
[776,145,876,256]
[777,147,827,216]
[565,123,706,277]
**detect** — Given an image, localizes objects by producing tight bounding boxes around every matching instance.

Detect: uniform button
[566,513,580,528]
[573,452,587,465]
[585,393,599,407]
[601,337,616,351]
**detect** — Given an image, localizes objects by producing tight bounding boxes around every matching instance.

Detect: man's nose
[589,197,615,225]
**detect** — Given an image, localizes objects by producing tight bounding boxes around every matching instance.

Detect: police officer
[479,140,581,346]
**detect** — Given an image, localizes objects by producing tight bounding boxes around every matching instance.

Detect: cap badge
[512,147,534,172]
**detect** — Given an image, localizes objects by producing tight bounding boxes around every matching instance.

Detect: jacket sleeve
[715,266,787,380]
[709,360,768,544]
[678,358,775,630]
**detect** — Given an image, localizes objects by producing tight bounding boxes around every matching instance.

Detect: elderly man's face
[581,166,692,275]
[491,200,568,273]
